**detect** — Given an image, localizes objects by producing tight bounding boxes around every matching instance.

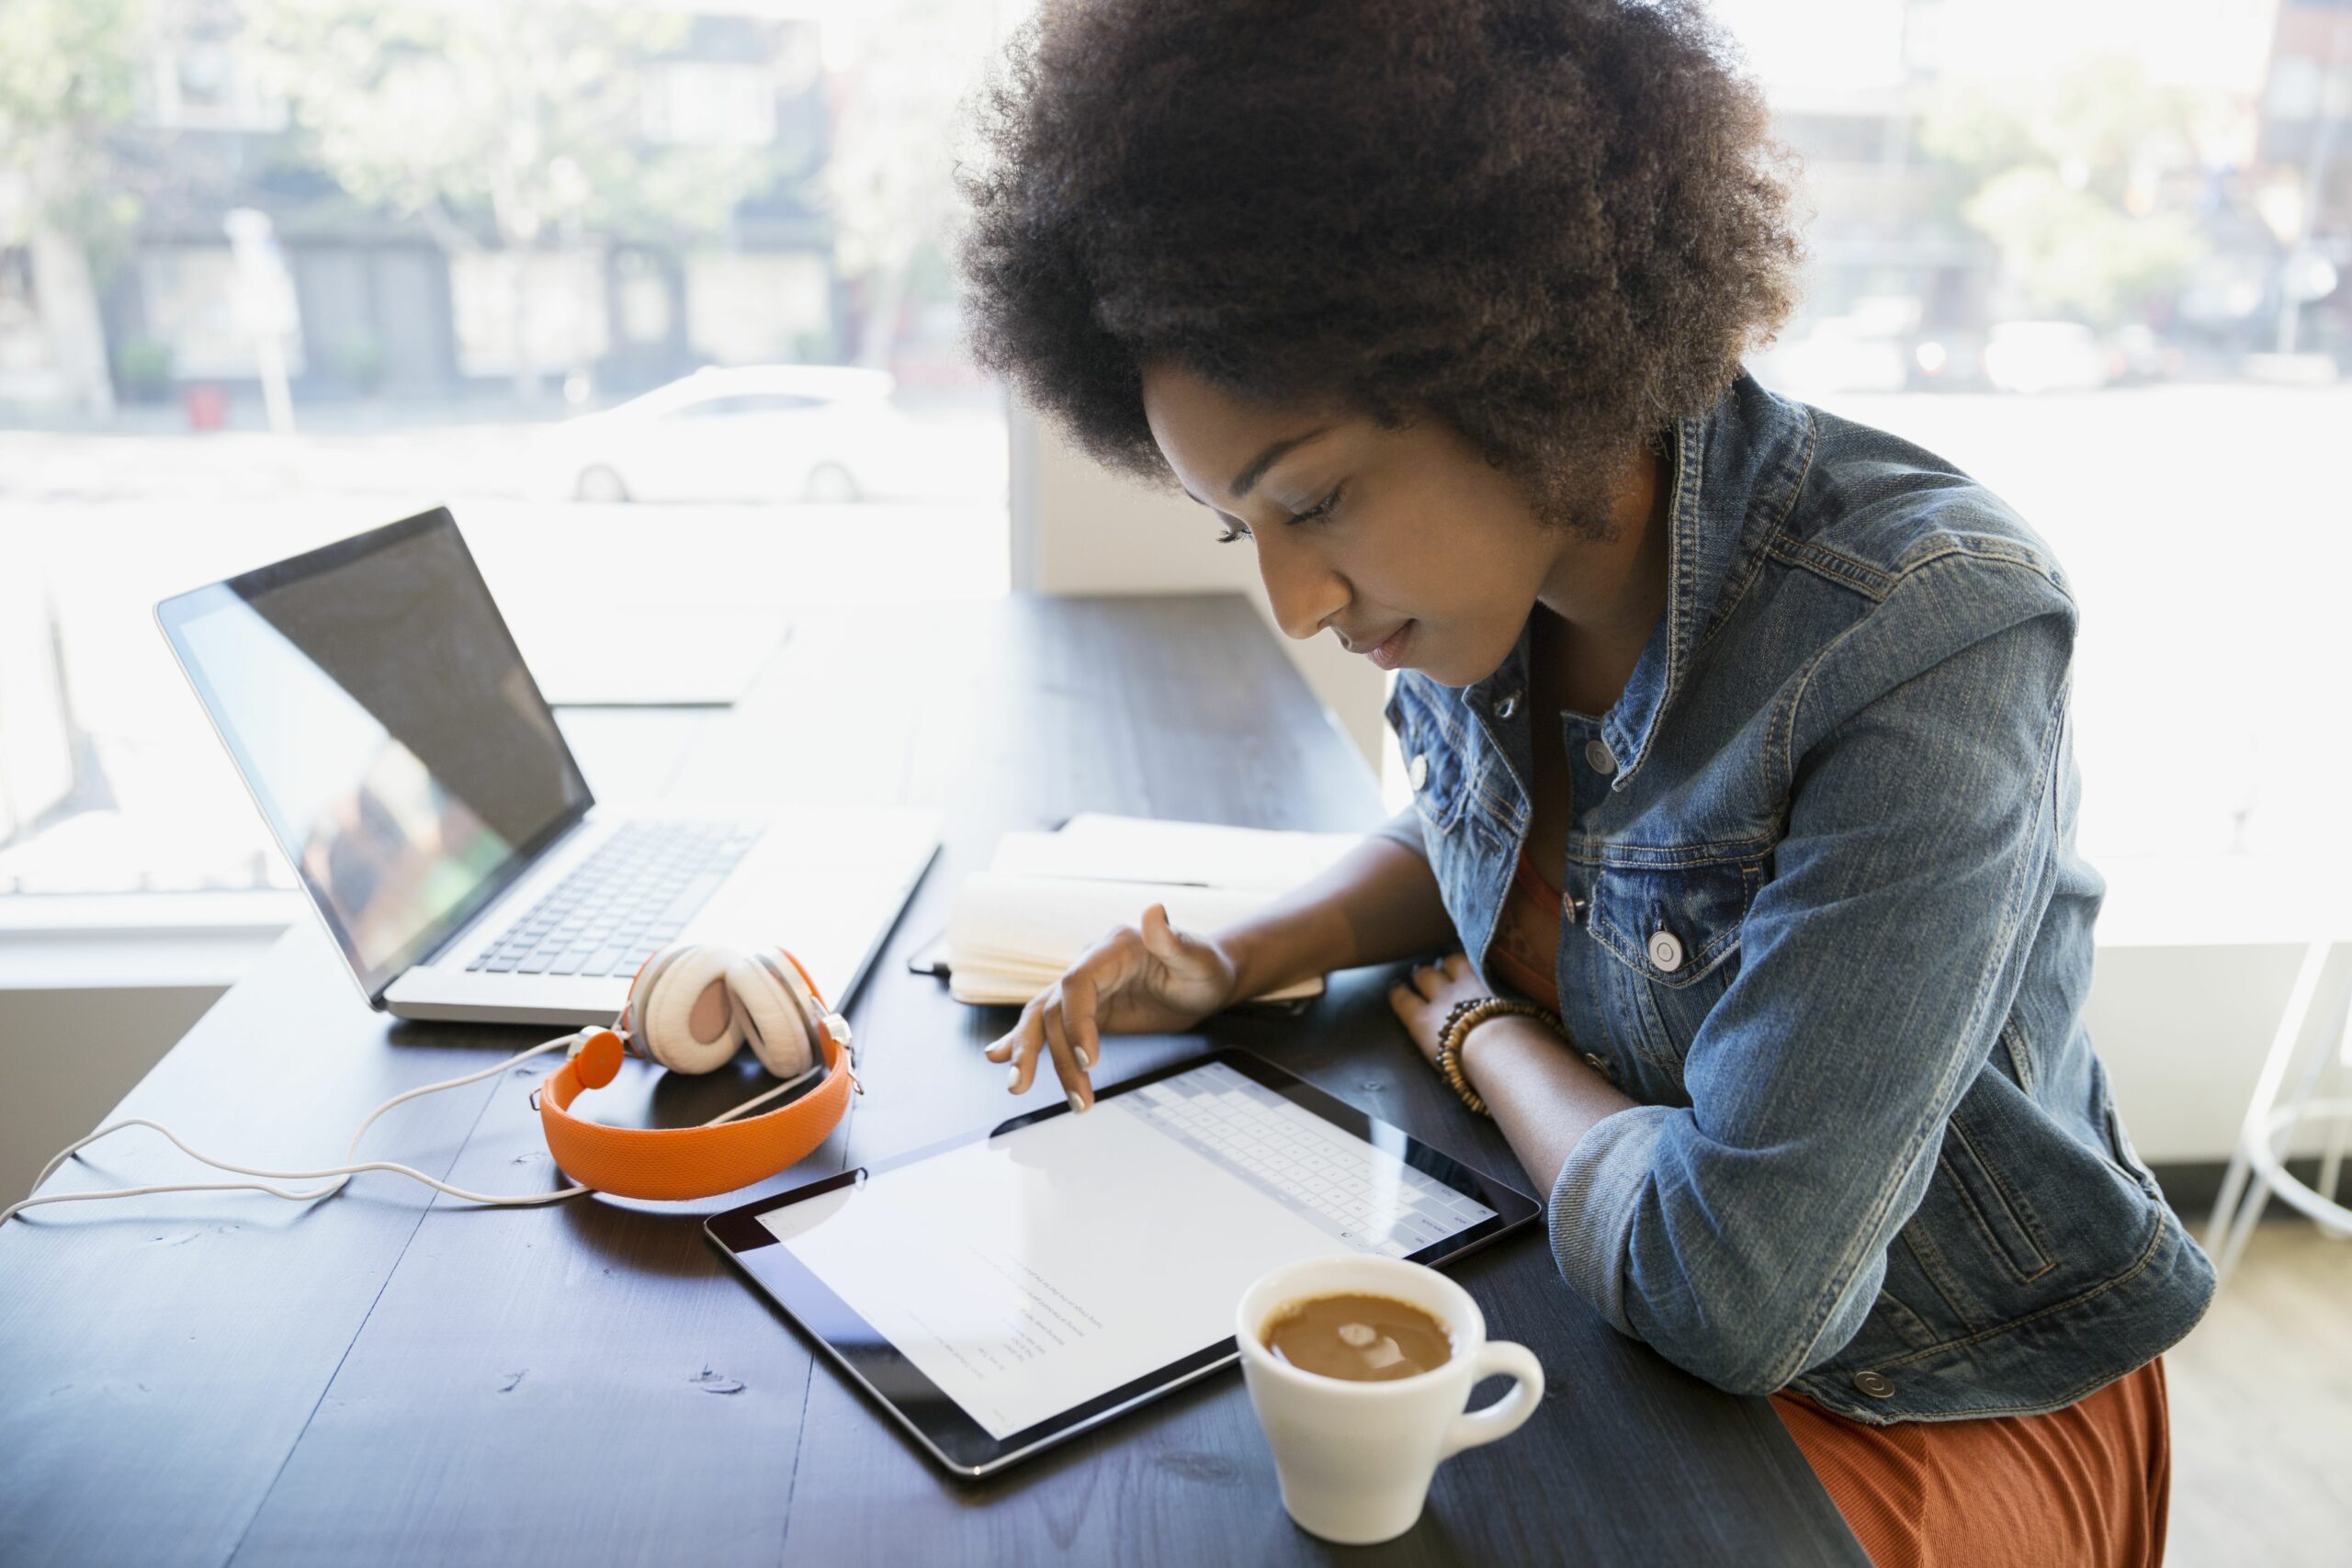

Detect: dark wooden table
[0,594,1865,1566]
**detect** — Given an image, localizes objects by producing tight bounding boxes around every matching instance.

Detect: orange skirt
[1770,1360,2171,1568]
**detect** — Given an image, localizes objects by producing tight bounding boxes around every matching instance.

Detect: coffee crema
[1260,1291,1453,1382]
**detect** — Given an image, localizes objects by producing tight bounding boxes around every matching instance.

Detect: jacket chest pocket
[1584,851,1765,1067]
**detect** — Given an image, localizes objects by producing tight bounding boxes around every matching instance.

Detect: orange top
[1488,845,1570,1006]
[1493,844,2171,1566]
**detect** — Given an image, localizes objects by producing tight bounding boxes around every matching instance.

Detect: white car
[548,366,915,503]
[1982,321,2109,395]
[1749,316,1912,396]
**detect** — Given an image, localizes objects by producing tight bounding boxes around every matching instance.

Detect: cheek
[1345,502,1538,675]
[1411,601,1533,689]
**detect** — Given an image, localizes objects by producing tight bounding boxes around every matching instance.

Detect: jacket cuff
[1548,1104,1670,1335]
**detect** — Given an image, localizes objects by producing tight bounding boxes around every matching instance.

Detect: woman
[959,4,2212,1562]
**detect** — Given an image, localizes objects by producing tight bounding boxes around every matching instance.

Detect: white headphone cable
[3,1032,823,1225]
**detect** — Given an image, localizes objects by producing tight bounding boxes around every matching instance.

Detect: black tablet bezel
[705,1047,1539,1477]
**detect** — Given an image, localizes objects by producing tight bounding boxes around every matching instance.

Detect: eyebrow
[1227,425,1334,499]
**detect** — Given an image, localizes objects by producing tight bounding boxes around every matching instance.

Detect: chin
[1413,637,1510,692]
[1414,659,1483,691]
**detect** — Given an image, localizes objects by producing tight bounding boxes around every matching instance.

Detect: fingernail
[1007,1064,1022,1090]
[1067,1090,1086,1114]
[1075,1046,1092,1069]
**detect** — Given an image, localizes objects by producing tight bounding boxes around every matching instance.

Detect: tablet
[706,1050,1539,1476]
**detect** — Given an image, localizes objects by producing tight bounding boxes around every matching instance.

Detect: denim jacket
[1375,373,2213,1423]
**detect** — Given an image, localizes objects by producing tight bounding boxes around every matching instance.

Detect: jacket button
[1495,692,1520,720]
[1853,1371,1895,1399]
[1585,739,1617,774]
[1647,930,1685,972]
[1410,753,1430,791]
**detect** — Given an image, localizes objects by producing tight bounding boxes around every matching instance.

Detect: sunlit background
[1,0,2346,926]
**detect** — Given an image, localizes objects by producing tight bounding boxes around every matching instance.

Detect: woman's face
[1138,362,1585,688]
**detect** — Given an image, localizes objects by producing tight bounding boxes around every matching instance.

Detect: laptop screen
[157,509,592,1003]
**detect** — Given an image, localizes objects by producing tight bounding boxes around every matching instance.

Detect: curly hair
[957,0,1805,531]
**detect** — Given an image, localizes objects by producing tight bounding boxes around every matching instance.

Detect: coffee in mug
[1236,1257,1544,1545]
[1261,1292,1453,1382]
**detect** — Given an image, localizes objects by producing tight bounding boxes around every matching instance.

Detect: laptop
[155,506,940,1027]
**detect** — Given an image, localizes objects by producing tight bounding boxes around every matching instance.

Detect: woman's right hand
[984,903,1240,1111]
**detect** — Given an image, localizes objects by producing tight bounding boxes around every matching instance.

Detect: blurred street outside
[6,378,2346,897]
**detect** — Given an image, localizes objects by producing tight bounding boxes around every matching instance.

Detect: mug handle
[1439,1340,1545,1460]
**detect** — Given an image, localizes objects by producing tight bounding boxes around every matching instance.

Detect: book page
[989,814,1361,893]
[947,872,1321,1004]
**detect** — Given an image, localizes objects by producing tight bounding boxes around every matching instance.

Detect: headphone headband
[537,1015,854,1201]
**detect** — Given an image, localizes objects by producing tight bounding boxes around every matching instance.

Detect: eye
[1210,483,1341,544]
[1287,484,1344,525]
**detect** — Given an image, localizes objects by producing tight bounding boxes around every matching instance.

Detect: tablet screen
[753,1058,1501,1441]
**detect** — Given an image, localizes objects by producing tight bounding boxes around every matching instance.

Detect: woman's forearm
[1461,1016,1636,1194]
[1214,837,1456,1001]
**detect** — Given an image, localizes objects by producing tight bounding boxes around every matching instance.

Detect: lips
[1356,621,1412,671]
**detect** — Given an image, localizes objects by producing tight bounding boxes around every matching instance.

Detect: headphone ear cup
[624,942,695,1060]
[638,943,746,1075]
[736,953,815,1079]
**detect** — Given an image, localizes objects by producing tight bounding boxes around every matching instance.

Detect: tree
[0,0,153,417]
[245,0,794,400]
[820,0,1000,370]
[1919,55,2210,328]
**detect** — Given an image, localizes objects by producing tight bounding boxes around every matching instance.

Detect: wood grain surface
[0,593,1864,1566]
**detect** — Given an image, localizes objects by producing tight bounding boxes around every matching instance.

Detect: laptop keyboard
[466,818,763,978]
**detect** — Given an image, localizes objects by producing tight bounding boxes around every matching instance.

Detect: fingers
[1040,1004,1092,1112]
[1387,981,1440,1066]
[984,913,1196,1109]
[1139,902,1182,961]
[986,997,1047,1095]
[1061,971,1101,1073]
[983,969,1108,1108]
[1408,953,1474,999]
[982,994,1034,1064]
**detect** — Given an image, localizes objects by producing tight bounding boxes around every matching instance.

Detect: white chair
[2206,939,2352,1285]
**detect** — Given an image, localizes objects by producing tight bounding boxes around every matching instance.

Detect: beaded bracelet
[1432,997,1565,1119]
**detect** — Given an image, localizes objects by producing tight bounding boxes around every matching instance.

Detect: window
[0,0,1018,908]
[1702,0,2352,890]
[1375,0,2350,908]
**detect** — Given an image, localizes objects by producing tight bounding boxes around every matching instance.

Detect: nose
[1252,528,1349,642]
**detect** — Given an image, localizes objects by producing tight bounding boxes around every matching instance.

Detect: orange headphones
[539,942,859,1200]
[3,939,860,1226]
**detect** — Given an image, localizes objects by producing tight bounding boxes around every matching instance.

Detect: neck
[1531,445,1673,711]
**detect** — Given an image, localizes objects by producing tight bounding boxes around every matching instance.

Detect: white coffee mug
[1235,1255,1545,1545]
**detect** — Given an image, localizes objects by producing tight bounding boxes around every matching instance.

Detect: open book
[946,814,1364,1007]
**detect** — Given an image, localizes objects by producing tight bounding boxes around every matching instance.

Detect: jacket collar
[1464,372,1815,796]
